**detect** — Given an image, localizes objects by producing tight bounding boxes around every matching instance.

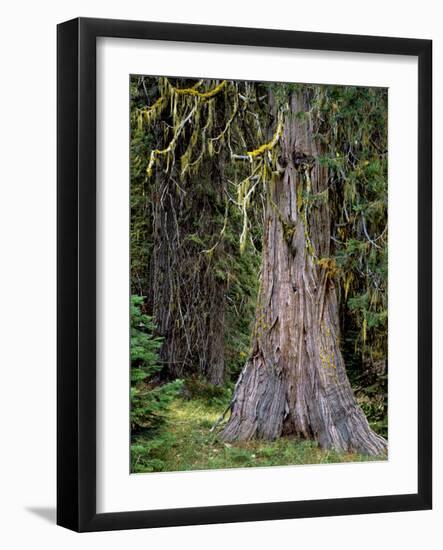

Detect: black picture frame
[57,17,432,532]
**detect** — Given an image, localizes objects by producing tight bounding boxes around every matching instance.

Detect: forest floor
[131,390,385,473]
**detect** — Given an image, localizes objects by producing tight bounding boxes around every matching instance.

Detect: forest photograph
[130,75,388,474]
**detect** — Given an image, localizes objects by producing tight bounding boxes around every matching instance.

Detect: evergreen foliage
[130,295,183,472]
[312,86,388,434]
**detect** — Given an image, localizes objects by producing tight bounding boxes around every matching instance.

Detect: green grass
[131,395,384,473]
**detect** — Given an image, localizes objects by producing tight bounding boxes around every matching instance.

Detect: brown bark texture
[220,91,387,456]
[152,166,226,386]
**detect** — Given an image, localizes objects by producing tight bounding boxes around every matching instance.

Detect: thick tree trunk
[152,167,226,385]
[220,92,387,456]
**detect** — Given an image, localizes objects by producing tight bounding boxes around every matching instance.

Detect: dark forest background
[129,76,388,473]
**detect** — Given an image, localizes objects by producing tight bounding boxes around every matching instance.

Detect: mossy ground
[131,395,384,473]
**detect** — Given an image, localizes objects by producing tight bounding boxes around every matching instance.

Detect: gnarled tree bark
[152,164,226,385]
[220,91,387,456]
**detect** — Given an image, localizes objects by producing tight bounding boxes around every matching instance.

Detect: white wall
[0,1,440,548]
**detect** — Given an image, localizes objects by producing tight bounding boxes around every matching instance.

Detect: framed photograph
[57,17,432,532]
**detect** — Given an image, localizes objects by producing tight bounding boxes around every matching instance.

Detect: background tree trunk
[152,164,226,385]
[220,91,387,456]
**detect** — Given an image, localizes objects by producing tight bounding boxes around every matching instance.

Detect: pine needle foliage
[130,295,183,472]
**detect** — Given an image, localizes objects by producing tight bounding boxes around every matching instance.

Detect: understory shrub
[130,295,183,472]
